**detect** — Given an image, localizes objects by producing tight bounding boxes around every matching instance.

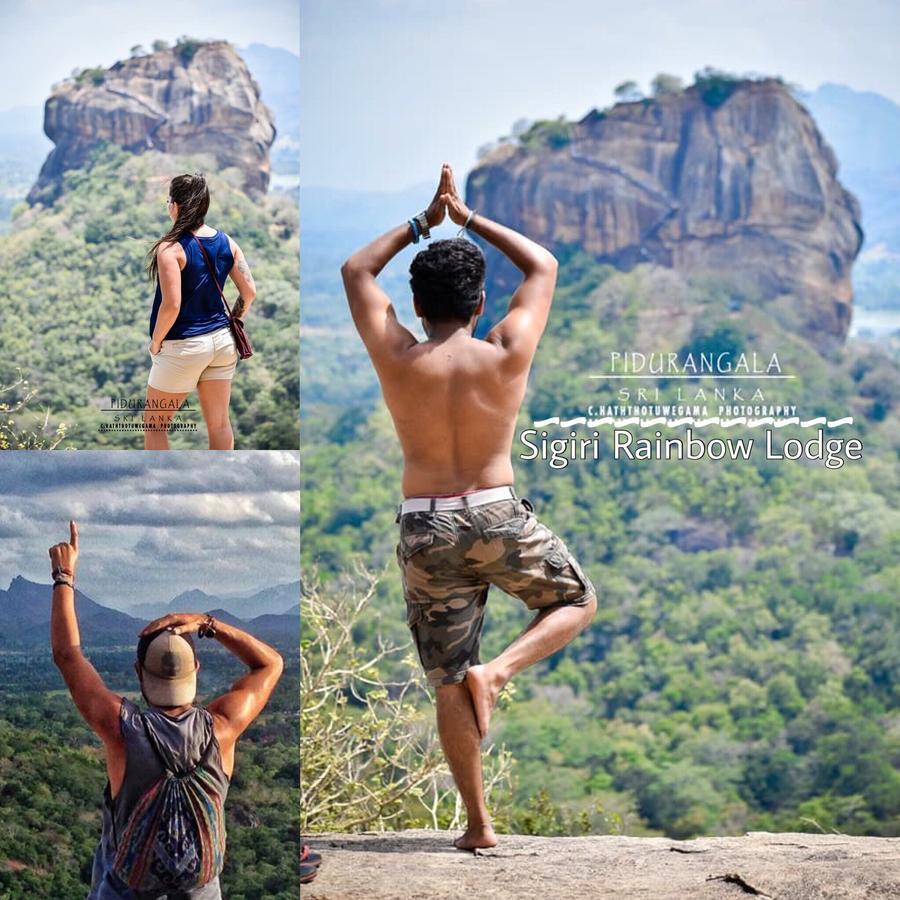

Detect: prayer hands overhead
[440,165,472,226]
[425,163,453,228]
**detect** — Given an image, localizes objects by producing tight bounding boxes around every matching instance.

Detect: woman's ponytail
[146,173,211,281]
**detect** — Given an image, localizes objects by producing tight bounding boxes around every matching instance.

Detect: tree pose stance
[342,165,597,850]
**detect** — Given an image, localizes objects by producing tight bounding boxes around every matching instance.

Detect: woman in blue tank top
[144,173,257,450]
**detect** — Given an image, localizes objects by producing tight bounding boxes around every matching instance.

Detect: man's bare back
[381,330,529,496]
[341,163,558,497]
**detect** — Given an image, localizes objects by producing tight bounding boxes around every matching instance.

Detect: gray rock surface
[302,829,900,899]
[467,80,863,351]
[28,41,275,203]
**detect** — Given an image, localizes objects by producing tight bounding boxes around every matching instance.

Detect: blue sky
[301,0,900,190]
[0,0,299,107]
[0,452,299,609]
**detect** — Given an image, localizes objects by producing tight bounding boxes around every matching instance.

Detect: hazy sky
[301,0,900,190]
[0,0,299,108]
[0,452,299,609]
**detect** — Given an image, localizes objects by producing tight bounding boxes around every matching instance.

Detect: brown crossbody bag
[193,235,253,360]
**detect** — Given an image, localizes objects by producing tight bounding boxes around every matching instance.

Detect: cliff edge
[302,829,900,899]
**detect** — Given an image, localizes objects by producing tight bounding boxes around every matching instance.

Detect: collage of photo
[1,1,899,898]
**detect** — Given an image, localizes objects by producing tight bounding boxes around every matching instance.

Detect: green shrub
[693,66,742,107]
[175,36,203,65]
[518,116,572,150]
[74,67,105,87]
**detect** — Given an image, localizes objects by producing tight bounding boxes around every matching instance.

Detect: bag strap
[192,234,234,320]
[140,711,217,778]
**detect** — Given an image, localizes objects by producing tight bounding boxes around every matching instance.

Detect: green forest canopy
[301,252,900,839]
[0,649,299,898]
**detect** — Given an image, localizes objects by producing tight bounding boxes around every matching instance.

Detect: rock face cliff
[28,41,275,203]
[467,79,863,347]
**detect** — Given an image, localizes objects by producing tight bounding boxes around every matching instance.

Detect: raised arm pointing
[49,521,123,745]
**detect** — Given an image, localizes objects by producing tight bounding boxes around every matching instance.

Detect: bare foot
[464,664,504,739]
[453,823,498,851]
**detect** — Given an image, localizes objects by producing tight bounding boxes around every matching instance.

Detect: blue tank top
[149,230,234,339]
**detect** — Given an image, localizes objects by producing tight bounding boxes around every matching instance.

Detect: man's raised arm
[341,165,451,364]
[49,521,122,744]
[442,167,558,363]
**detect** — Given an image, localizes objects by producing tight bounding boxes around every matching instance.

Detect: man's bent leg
[467,593,596,738]
[435,681,497,850]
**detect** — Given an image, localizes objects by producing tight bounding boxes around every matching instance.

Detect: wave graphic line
[532,416,854,429]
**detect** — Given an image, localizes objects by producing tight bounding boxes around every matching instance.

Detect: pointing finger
[70,520,79,551]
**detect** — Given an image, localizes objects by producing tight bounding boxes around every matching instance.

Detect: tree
[175,36,202,65]
[151,39,169,52]
[651,73,684,97]
[129,44,145,58]
[0,375,68,449]
[693,66,741,107]
[614,80,643,103]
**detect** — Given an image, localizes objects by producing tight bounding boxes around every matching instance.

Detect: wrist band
[458,209,478,237]
[414,211,431,241]
[198,613,218,639]
[408,217,421,244]
[52,567,74,578]
[53,578,74,589]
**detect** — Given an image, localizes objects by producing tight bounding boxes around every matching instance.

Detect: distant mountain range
[0,576,298,651]
[126,581,300,620]
[240,43,300,176]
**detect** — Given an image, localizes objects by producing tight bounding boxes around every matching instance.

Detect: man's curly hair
[409,238,485,324]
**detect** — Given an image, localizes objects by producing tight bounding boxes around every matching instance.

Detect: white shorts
[148,326,238,394]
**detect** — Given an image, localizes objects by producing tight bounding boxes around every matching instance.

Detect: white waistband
[400,485,515,515]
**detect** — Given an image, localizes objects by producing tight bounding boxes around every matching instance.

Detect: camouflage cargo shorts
[395,493,596,688]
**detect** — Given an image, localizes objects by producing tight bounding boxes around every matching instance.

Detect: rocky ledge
[302,829,900,899]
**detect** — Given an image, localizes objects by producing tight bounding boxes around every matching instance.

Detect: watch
[414,211,431,241]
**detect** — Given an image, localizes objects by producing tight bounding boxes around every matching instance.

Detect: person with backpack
[49,521,284,898]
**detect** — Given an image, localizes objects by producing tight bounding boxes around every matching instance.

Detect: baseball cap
[136,629,198,707]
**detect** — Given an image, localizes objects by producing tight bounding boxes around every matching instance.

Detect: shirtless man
[342,164,597,850]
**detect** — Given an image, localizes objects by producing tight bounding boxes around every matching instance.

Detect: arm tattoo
[233,297,246,319]
[237,256,254,285]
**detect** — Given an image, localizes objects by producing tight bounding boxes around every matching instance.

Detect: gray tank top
[88,697,230,899]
